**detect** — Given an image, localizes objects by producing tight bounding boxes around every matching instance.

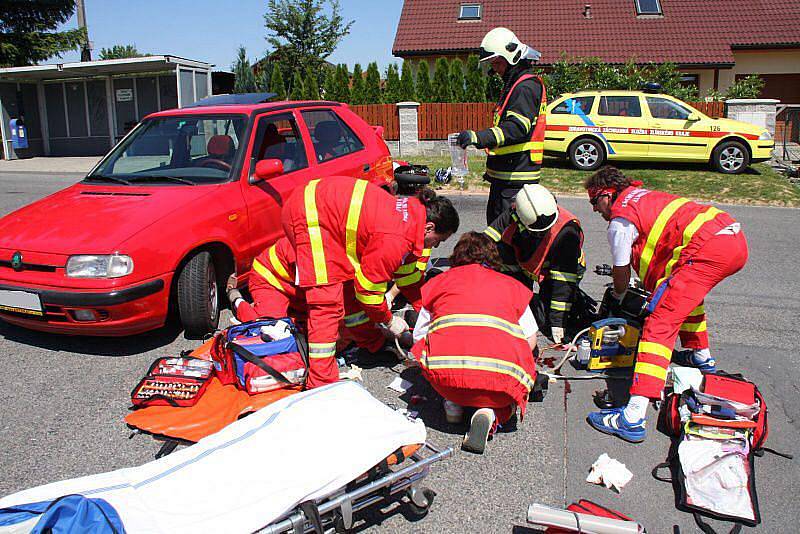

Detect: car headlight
[66,254,134,278]
[759,131,772,140]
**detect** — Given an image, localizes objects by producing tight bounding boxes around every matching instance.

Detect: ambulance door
[595,95,650,159]
[645,96,708,160]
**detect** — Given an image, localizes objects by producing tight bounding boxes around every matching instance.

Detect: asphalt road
[0,171,798,533]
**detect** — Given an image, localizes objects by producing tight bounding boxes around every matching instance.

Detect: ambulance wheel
[177,251,220,338]
[568,138,605,171]
[712,140,749,174]
[407,487,435,518]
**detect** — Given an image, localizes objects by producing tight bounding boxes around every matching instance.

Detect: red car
[0,95,394,336]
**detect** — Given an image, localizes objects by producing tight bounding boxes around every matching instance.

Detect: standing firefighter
[457,27,547,224]
[584,166,749,443]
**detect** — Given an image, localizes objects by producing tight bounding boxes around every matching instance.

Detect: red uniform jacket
[411,264,537,416]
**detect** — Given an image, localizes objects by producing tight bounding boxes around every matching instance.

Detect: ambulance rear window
[598,96,642,117]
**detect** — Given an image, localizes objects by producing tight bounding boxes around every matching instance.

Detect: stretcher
[0,381,452,533]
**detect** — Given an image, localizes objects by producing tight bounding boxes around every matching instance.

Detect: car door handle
[363,164,370,172]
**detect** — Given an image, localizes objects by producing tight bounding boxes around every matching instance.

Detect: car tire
[712,140,750,174]
[177,251,220,338]
[568,138,606,171]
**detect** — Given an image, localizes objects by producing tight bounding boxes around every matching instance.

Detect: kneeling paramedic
[484,184,585,345]
[411,232,538,454]
[455,27,547,224]
[584,166,749,443]
[282,177,459,389]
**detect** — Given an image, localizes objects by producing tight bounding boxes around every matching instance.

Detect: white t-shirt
[412,306,538,343]
[608,217,639,267]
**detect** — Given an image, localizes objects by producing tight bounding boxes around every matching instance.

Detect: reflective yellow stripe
[344,311,370,327]
[345,180,368,268]
[490,141,544,156]
[428,313,526,339]
[421,355,535,391]
[638,198,690,282]
[506,110,531,132]
[490,126,504,145]
[415,260,428,271]
[304,179,328,285]
[252,258,286,293]
[308,342,336,359]
[638,341,672,361]
[394,262,416,275]
[680,320,707,333]
[550,300,571,311]
[268,245,290,281]
[653,207,723,290]
[689,305,705,317]
[548,270,579,283]
[355,269,387,293]
[395,270,423,287]
[355,291,385,305]
[483,226,502,242]
[634,362,668,381]
[485,169,541,181]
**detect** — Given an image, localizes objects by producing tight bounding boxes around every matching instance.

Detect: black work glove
[457,130,477,149]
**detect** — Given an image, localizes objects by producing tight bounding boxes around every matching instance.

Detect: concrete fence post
[725,98,780,137]
[397,101,420,157]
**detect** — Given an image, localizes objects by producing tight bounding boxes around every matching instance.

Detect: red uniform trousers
[630,231,749,398]
[431,384,515,425]
[233,280,308,326]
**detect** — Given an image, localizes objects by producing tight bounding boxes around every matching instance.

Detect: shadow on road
[545,157,763,175]
[0,319,183,356]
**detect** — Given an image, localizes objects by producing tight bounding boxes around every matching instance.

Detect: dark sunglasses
[590,194,610,206]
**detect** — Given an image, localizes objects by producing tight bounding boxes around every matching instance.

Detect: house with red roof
[392,0,800,103]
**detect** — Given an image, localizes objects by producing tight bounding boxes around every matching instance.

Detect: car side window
[646,97,692,120]
[250,113,308,174]
[552,96,595,115]
[301,109,364,163]
[598,96,642,118]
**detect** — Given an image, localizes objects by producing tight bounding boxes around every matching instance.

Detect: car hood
[0,183,220,256]
[712,117,765,136]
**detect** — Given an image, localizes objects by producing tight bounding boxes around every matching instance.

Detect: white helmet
[479,27,541,65]
[515,184,558,232]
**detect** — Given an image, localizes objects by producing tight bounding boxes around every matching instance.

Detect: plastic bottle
[576,338,591,367]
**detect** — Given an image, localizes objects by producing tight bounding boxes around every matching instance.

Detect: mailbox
[9,118,28,150]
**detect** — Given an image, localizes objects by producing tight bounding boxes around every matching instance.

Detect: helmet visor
[479,47,496,62]
[524,211,558,232]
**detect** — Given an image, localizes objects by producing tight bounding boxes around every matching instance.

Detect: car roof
[561,90,673,98]
[147,99,343,119]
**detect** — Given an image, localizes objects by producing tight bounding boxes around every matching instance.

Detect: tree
[303,67,321,100]
[486,71,503,102]
[257,60,272,92]
[383,64,401,103]
[233,46,258,93]
[0,0,87,67]
[99,45,148,60]
[350,63,366,104]
[334,63,351,103]
[399,61,416,102]
[264,0,354,76]
[449,58,466,102]
[415,60,432,103]
[365,62,382,104]
[464,54,485,102]
[724,75,765,100]
[269,62,287,100]
[288,70,305,100]
[322,67,336,99]
[432,57,452,103]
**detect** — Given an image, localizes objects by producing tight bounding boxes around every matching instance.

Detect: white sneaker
[462,408,495,454]
[443,400,464,423]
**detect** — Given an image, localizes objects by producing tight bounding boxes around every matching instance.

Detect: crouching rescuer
[584,166,749,443]
[456,27,547,224]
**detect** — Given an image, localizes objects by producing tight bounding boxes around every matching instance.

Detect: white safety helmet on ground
[515,184,558,231]
[479,27,542,65]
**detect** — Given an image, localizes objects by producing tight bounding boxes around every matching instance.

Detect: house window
[459,4,481,20]
[635,0,662,15]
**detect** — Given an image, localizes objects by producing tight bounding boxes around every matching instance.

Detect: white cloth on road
[586,453,634,492]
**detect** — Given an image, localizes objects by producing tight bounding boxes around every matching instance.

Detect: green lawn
[409,155,800,206]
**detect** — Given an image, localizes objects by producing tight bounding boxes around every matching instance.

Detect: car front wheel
[712,140,750,174]
[568,138,606,171]
[177,251,220,338]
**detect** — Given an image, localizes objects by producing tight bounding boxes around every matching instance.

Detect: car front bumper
[751,141,775,162]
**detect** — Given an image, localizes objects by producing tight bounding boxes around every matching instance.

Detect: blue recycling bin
[10,118,29,150]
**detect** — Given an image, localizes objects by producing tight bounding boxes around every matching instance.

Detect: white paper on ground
[586,453,634,492]
[387,376,413,393]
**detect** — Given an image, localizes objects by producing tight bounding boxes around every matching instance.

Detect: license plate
[0,289,44,316]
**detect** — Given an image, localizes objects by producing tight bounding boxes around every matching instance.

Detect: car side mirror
[687,112,701,121]
[250,159,284,184]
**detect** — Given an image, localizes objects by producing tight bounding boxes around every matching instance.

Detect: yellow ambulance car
[544,90,774,174]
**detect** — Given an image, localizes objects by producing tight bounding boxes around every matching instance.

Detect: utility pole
[76,0,92,62]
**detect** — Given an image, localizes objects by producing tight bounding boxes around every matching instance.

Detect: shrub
[415,60,432,103]
[464,54,486,102]
[432,57,452,102]
[365,62,382,104]
[350,63,366,104]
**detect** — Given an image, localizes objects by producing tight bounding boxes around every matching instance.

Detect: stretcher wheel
[407,487,435,518]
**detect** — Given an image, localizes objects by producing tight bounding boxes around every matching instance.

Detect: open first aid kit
[212,318,309,394]
[131,357,214,407]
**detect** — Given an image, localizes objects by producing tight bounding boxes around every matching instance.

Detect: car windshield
[87,115,247,185]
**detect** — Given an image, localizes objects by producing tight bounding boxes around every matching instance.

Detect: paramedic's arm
[473,79,542,149]
[608,218,637,296]
[484,208,512,243]
[519,305,538,352]
[395,252,429,311]
[544,226,582,329]
[356,235,409,324]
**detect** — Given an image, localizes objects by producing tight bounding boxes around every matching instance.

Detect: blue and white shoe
[672,349,716,373]
[587,407,647,443]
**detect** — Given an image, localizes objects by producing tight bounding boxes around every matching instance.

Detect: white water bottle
[576,338,591,366]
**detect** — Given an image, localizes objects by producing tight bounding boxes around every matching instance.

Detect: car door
[595,95,650,159]
[300,108,372,179]
[645,96,709,160]
[238,110,315,276]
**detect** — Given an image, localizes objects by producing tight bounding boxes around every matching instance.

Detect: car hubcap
[576,143,599,167]
[720,147,744,171]
[207,262,218,321]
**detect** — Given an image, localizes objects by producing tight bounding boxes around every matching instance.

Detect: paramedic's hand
[551,327,565,345]
[387,315,410,338]
[457,130,476,149]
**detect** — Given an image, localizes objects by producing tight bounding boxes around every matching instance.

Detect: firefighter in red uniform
[456,27,547,224]
[584,166,749,443]
[411,232,538,454]
[484,184,585,345]
[282,177,459,389]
